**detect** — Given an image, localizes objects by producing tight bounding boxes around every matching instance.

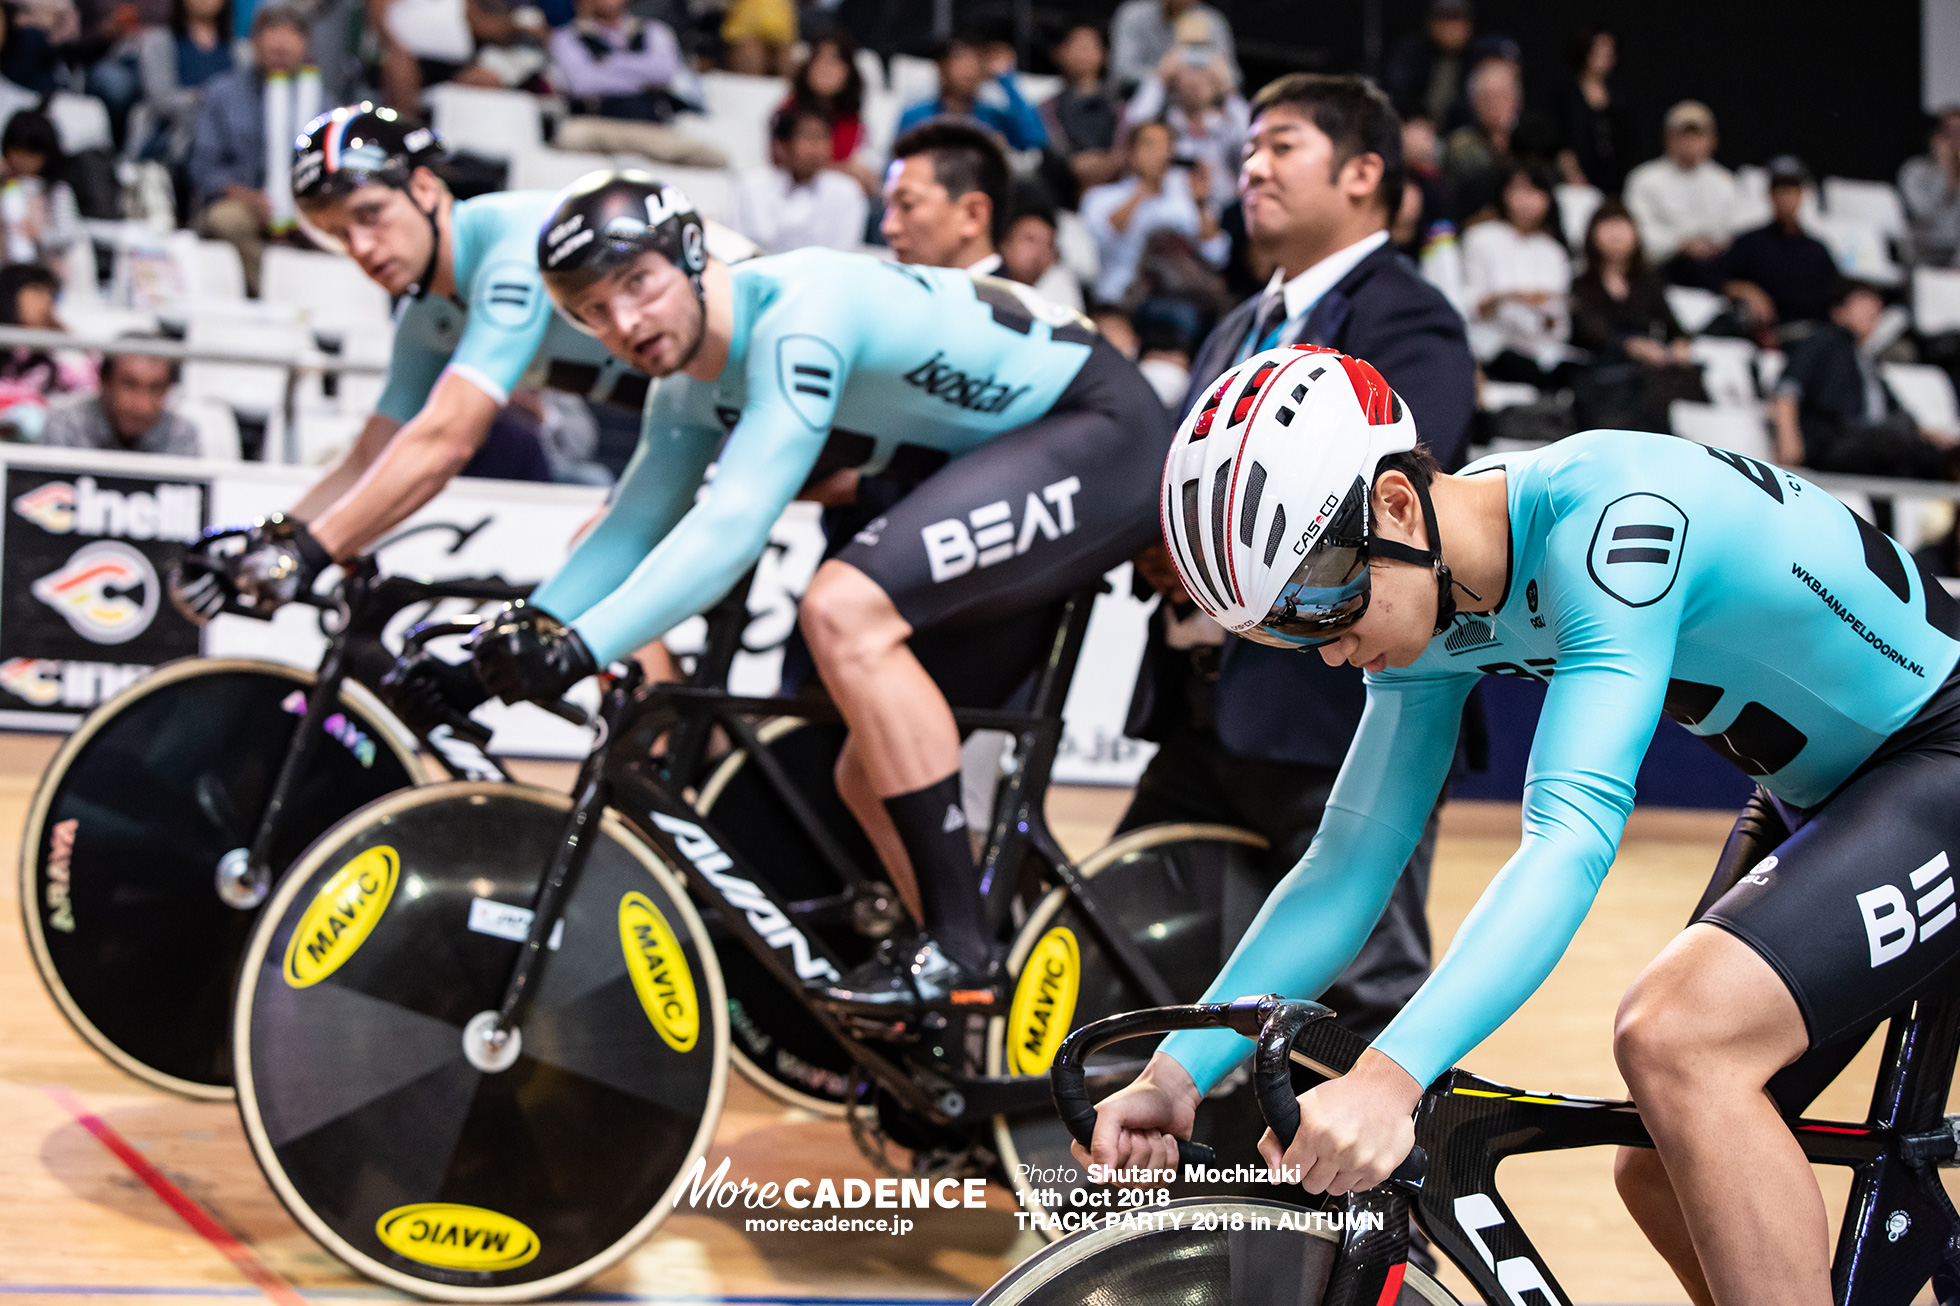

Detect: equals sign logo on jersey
[1588,493,1688,608]
[792,364,832,398]
[777,335,846,429]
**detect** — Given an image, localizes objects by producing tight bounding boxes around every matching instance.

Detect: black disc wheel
[975,1198,1461,1306]
[21,658,423,1099]
[990,824,1312,1231]
[695,718,881,1116]
[234,783,728,1301]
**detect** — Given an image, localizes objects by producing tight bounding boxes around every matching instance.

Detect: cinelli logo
[374,1203,540,1271]
[649,812,840,982]
[283,846,400,987]
[617,890,700,1052]
[11,476,202,541]
[1006,926,1079,1075]
[902,351,1032,415]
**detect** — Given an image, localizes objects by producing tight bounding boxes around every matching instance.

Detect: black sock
[883,774,989,970]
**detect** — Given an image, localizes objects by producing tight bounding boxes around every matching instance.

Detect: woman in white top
[1461,163,1578,389]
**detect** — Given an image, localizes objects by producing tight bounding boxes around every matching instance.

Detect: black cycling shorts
[1693,661,1960,1113]
[825,335,1173,707]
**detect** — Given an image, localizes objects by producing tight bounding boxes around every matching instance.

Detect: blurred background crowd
[0,0,1955,560]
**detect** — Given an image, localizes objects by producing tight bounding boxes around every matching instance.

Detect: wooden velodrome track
[0,730,1955,1306]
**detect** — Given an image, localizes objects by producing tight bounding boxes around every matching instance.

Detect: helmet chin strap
[406,190,444,300]
[1367,478,1482,636]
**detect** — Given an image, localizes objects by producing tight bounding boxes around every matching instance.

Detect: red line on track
[43,1084,307,1306]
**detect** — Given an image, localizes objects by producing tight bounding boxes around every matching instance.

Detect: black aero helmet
[537,169,707,322]
[292,103,445,208]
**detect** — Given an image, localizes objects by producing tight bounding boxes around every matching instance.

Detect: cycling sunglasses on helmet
[1243,477,1373,650]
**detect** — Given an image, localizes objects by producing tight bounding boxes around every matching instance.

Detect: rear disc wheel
[234,782,728,1301]
[20,658,421,1098]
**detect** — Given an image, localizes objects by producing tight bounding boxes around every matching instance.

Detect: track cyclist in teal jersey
[449,170,1174,1013]
[1083,342,1960,1306]
[167,104,699,625]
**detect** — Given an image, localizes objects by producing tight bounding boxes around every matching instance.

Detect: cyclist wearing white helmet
[1087,342,1960,1306]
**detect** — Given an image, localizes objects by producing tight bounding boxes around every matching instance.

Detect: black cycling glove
[467,601,599,705]
[169,514,334,624]
[382,651,493,739]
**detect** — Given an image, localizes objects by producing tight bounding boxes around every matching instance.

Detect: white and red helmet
[1160,344,1419,649]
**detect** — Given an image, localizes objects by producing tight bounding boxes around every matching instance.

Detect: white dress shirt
[730,166,869,256]
[1232,229,1390,361]
[1460,219,1572,364]
[1079,169,1229,304]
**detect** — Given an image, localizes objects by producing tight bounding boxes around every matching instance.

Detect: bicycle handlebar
[1052,998,1297,1170]
[1253,999,1426,1190]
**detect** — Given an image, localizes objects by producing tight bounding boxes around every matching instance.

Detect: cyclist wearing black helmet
[168,105,752,624]
[454,169,1174,1015]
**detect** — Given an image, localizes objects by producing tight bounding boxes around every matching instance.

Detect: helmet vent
[1308,368,1325,380]
[1211,463,1237,602]
[1180,478,1230,611]
[1240,461,1267,547]
[1275,406,1295,426]
[1263,504,1286,568]
[1230,361,1278,426]
[1292,383,1308,402]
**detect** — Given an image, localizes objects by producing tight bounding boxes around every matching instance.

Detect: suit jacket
[1127,240,1477,766]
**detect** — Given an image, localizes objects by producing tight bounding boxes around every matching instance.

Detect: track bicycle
[228,580,1312,1300]
[21,556,527,1098]
[981,993,1960,1306]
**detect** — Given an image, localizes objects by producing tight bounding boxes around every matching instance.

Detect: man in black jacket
[1121,72,1476,1044]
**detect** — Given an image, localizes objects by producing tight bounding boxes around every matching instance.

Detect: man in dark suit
[1121,72,1476,1045]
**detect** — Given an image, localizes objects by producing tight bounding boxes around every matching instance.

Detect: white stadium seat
[424,84,542,160]
[1688,336,1760,407]
[174,396,243,460]
[1554,184,1601,253]
[1664,285,1726,336]
[854,47,887,94]
[509,147,613,193]
[888,54,939,109]
[1882,362,1960,436]
[1915,266,1960,334]
[1823,177,1907,238]
[1670,400,1774,464]
[47,92,112,153]
[193,240,247,300]
[259,246,391,331]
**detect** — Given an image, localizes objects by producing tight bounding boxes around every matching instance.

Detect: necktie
[1241,293,1289,362]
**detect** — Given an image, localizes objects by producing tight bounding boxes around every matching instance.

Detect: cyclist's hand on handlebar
[169,515,332,624]
[383,651,491,739]
[1071,1052,1202,1181]
[466,600,598,705]
[1256,1048,1421,1196]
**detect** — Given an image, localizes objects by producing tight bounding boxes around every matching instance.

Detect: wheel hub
[461,1010,523,1073]
[214,847,268,909]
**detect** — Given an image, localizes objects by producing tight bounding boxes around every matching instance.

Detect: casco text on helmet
[1160,344,1417,649]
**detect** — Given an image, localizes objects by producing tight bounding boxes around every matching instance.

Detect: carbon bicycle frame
[1274,993,1960,1305]
[491,576,1193,1126]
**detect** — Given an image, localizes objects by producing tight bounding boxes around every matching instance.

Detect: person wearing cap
[1624,100,1743,287]
[1718,155,1840,336]
[167,104,682,630]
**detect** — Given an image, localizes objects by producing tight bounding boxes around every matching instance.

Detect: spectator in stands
[998,189,1083,310]
[1122,48,1247,205]
[1900,107,1960,268]
[733,104,869,255]
[134,0,232,163]
[188,4,310,297]
[1080,118,1224,306]
[1463,162,1574,388]
[1041,22,1121,195]
[896,33,1045,152]
[1393,113,1464,313]
[1440,55,1519,223]
[1569,200,1697,429]
[1720,155,1840,337]
[549,0,724,166]
[1131,297,1198,406]
[1624,100,1741,287]
[3,0,64,95]
[783,32,878,195]
[880,119,1008,272]
[720,0,793,76]
[0,262,90,440]
[1383,0,1472,128]
[1774,279,1952,476]
[1130,71,1473,1055]
[1556,27,1635,195]
[42,342,201,455]
[0,112,81,271]
[1109,0,1237,98]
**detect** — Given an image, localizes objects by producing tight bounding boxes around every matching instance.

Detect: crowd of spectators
[0,0,1955,509]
